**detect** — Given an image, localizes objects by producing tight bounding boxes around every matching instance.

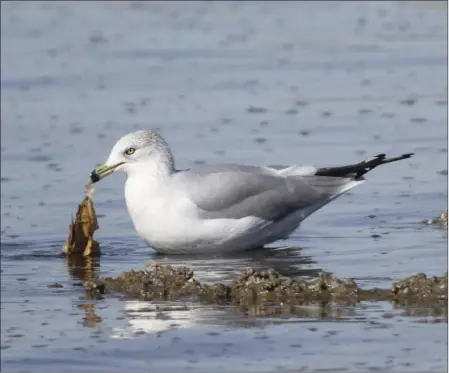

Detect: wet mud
[83,264,448,318]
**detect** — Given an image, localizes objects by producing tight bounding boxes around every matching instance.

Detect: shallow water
[1,1,448,372]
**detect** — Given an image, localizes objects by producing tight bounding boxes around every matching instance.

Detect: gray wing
[179,163,276,175]
[173,164,353,221]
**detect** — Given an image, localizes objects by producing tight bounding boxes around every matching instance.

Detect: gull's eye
[124,147,136,155]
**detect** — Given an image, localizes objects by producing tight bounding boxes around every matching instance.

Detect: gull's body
[90,130,413,254]
[123,163,359,254]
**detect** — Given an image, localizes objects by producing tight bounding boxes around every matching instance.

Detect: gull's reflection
[146,246,321,283]
[111,301,222,339]
[110,299,359,340]
[110,300,270,339]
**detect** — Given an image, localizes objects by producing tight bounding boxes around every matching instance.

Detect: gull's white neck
[124,159,174,222]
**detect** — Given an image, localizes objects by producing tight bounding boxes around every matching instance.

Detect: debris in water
[47,282,64,289]
[62,183,100,257]
[246,106,268,114]
[423,211,448,229]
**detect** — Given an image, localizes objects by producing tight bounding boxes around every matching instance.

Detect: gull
[90,130,413,254]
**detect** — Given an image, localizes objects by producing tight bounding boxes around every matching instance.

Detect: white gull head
[90,130,175,182]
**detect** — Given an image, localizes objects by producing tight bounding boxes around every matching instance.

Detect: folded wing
[175,165,355,221]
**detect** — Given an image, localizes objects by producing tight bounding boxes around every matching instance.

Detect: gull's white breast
[124,175,266,253]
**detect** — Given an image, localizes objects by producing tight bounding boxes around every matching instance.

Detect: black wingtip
[380,152,415,165]
[315,152,415,178]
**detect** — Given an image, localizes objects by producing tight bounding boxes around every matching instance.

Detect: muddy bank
[83,264,447,317]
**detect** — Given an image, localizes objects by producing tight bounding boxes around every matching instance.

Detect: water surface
[1,1,447,372]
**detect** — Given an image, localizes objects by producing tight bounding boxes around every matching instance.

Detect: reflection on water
[1,0,447,371]
[61,245,319,284]
[67,248,446,340]
[394,302,448,320]
[149,246,321,283]
[64,255,100,282]
[78,303,103,328]
[110,299,363,340]
[111,301,201,339]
